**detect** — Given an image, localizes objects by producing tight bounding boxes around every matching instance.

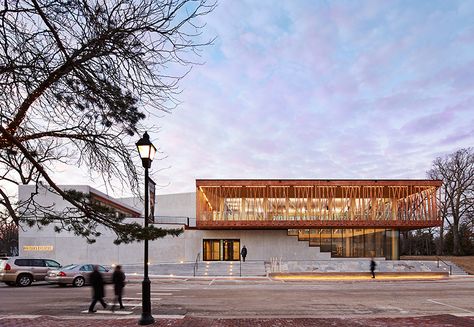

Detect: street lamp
[136,132,156,325]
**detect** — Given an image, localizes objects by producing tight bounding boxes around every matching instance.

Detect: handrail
[437,257,452,275]
[193,252,200,277]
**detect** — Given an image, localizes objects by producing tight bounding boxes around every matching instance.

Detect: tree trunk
[452,222,462,255]
[437,225,444,255]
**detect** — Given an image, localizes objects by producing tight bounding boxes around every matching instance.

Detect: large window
[332,229,343,257]
[309,229,320,247]
[320,229,332,253]
[353,229,365,257]
[365,229,375,257]
[292,228,398,259]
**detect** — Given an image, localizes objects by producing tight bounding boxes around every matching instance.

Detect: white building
[19,183,328,266]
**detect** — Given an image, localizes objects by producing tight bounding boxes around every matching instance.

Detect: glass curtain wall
[290,228,399,259]
[198,184,439,225]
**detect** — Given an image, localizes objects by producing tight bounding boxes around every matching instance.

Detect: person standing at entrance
[241,245,247,262]
[370,258,377,279]
[112,265,126,311]
[88,265,107,313]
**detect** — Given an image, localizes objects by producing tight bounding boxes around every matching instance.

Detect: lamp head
[136,132,156,168]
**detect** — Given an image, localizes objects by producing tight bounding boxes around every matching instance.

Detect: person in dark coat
[240,245,247,262]
[370,258,377,279]
[88,265,107,313]
[112,265,126,311]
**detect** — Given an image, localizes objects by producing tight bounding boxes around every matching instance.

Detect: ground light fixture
[136,132,156,325]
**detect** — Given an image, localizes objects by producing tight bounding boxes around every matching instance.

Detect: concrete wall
[193,230,329,261]
[20,227,328,265]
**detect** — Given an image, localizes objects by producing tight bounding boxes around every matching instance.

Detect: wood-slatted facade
[196,179,442,230]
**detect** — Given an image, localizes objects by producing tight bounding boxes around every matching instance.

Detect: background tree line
[401,147,474,256]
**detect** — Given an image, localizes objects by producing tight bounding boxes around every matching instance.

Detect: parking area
[1,276,474,326]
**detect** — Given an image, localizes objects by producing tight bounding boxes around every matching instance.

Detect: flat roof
[196,179,443,187]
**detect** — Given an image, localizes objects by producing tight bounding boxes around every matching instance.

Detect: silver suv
[0,257,62,286]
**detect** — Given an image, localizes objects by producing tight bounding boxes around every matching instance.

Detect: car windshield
[62,264,79,270]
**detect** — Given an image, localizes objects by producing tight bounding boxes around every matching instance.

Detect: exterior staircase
[444,261,469,275]
[123,259,468,277]
[264,259,458,274]
[195,261,266,277]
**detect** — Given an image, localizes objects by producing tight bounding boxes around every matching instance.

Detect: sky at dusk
[64,1,474,196]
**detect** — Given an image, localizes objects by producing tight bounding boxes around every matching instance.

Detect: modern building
[18,179,442,265]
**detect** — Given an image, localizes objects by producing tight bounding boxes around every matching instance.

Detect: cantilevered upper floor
[196,179,443,230]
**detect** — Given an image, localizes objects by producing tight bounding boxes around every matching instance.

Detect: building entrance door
[222,239,240,261]
[203,239,240,261]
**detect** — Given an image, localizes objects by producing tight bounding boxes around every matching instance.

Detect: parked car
[45,264,113,287]
[0,257,62,286]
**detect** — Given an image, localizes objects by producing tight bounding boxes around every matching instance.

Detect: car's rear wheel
[16,274,33,287]
[73,276,85,287]
[4,281,15,286]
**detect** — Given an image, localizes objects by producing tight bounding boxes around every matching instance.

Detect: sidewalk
[1,315,474,327]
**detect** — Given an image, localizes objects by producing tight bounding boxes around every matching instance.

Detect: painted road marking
[123,297,162,301]
[154,315,185,319]
[427,299,474,314]
[137,292,173,295]
[132,303,141,310]
[81,310,133,315]
[376,305,409,314]
[79,302,140,308]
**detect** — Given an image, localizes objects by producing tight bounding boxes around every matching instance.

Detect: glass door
[203,239,240,261]
[203,240,220,261]
[223,239,240,261]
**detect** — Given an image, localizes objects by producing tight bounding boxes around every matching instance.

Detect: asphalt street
[1,276,474,320]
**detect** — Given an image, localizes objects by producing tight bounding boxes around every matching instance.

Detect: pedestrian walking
[88,265,107,313]
[112,265,126,311]
[240,245,247,262]
[370,258,377,279]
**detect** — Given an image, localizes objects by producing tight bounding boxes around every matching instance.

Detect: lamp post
[136,132,156,326]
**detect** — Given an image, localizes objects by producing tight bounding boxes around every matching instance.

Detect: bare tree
[427,148,474,255]
[0,220,18,255]
[427,166,450,255]
[0,0,215,243]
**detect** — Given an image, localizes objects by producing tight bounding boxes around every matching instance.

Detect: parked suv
[0,257,61,286]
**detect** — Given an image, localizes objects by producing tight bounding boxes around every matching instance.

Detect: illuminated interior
[290,228,399,259]
[203,239,240,261]
[196,180,442,229]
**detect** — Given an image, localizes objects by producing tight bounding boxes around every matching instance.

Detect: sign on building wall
[23,245,54,251]
[148,177,156,224]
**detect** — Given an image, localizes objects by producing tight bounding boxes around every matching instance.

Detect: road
[1,276,474,319]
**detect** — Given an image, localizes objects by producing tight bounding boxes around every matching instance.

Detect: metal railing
[153,216,193,226]
[437,257,452,275]
[193,252,200,277]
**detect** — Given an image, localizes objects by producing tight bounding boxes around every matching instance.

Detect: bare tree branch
[0,0,215,243]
